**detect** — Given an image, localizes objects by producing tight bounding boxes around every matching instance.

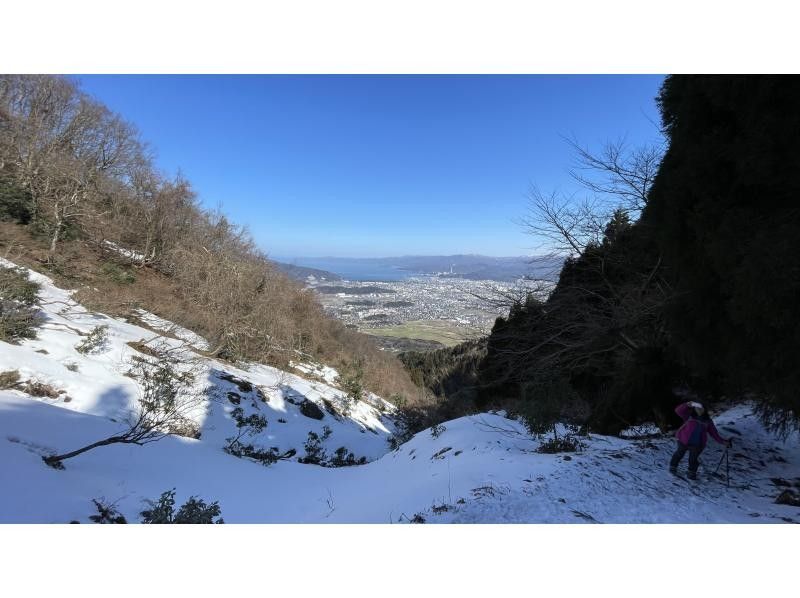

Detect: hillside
[2,258,798,523]
[272,260,342,283]
[0,74,421,408]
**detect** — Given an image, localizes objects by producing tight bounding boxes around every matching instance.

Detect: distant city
[274,254,560,352]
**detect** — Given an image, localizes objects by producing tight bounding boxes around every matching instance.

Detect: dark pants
[670,441,703,474]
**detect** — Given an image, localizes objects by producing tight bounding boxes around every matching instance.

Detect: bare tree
[487,138,671,400]
[566,136,664,214]
[522,137,665,260]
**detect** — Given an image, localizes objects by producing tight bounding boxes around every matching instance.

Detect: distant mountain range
[274,255,563,282]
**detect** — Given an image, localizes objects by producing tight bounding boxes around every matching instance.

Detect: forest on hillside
[0,75,421,404]
[404,75,800,439]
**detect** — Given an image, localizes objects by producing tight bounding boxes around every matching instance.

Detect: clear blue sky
[76,75,665,258]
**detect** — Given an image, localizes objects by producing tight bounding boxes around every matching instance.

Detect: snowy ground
[1,258,798,523]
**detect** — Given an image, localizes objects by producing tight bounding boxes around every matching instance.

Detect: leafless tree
[488,138,671,395]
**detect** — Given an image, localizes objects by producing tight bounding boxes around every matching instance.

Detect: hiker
[669,401,732,480]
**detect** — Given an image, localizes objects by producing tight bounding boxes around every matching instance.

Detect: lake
[280,257,422,282]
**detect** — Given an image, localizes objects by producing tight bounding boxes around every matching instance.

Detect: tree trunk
[49,203,62,255]
[43,435,128,468]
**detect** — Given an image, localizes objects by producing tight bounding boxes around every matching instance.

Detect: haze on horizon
[76,74,665,258]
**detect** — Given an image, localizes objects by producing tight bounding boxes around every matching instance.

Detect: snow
[290,359,340,386]
[132,308,210,351]
[1,257,799,523]
[102,240,145,262]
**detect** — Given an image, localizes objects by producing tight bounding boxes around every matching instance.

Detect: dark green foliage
[643,75,800,435]
[0,175,33,224]
[515,372,581,438]
[140,488,224,524]
[328,446,366,467]
[475,75,800,437]
[75,324,109,354]
[100,262,136,285]
[0,265,42,342]
[337,358,365,402]
[537,436,582,454]
[224,407,286,466]
[298,425,332,465]
[477,208,672,433]
[399,339,486,405]
[89,498,128,524]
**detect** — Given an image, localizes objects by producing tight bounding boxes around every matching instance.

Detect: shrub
[0,369,20,389]
[43,356,204,468]
[0,175,33,224]
[75,324,109,354]
[100,262,136,285]
[298,426,332,465]
[337,358,365,414]
[0,265,42,342]
[89,498,128,524]
[328,446,366,467]
[140,488,224,524]
[537,435,583,454]
[224,407,273,463]
[21,379,62,398]
[430,423,446,438]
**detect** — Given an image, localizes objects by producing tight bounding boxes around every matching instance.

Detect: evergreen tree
[643,75,800,434]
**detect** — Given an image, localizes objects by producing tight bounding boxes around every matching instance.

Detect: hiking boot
[687,471,698,480]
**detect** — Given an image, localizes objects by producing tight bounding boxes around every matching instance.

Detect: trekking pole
[714,448,727,475]
[725,446,730,488]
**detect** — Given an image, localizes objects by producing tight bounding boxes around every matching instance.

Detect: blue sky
[76,75,665,258]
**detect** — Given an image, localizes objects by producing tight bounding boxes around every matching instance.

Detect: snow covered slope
[1,258,798,523]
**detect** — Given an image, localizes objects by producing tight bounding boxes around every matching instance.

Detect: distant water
[283,258,421,282]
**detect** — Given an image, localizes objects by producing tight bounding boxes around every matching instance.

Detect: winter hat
[691,401,705,415]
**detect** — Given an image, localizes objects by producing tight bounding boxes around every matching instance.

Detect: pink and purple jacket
[674,402,727,448]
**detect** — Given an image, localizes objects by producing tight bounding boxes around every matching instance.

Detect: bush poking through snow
[20,379,62,399]
[430,423,446,439]
[329,446,367,467]
[336,358,365,415]
[140,489,224,524]
[89,498,128,524]
[223,406,296,465]
[75,324,109,354]
[0,369,21,389]
[298,426,332,465]
[42,358,204,468]
[0,265,42,342]
[537,435,583,454]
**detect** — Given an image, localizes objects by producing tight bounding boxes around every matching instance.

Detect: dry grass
[0,369,21,389]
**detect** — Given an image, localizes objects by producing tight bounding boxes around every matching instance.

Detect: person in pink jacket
[669,401,732,480]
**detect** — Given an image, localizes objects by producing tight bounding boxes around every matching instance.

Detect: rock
[563,455,572,461]
[217,372,253,393]
[775,490,800,507]
[299,399,325,420]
